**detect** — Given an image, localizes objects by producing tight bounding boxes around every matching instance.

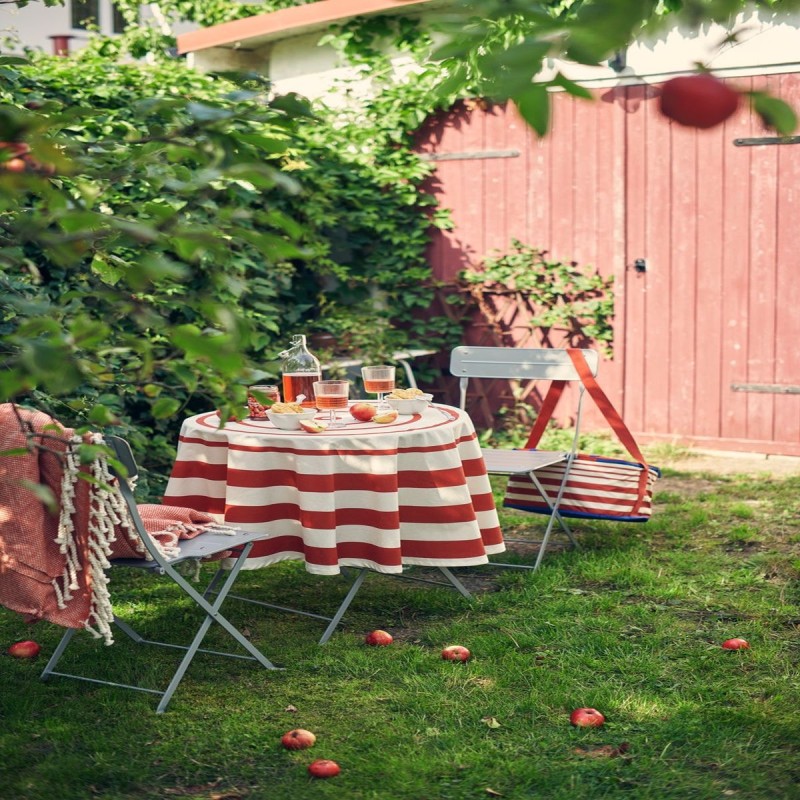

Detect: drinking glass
[312,380,350,428]
[361,365,395,409]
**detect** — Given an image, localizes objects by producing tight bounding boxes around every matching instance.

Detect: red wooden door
[417,75,800,455]
[622,73,800,456]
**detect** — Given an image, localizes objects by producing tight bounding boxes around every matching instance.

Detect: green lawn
[1,467,799,799]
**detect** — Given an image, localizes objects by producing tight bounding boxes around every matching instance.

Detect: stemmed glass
[312,380,350,429]
[361,365,395,410]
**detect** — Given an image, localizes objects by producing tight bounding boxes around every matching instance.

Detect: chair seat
[480,448,568,476]
[112,528,266,569]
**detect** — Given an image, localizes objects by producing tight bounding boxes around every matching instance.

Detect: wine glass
[361,365,395,410]
[312,379,350,428]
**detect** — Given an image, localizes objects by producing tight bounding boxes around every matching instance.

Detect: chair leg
[40,627,77,681]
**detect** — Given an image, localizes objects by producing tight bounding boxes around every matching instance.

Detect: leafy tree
[2,0,798,495]
[431,0,800,134]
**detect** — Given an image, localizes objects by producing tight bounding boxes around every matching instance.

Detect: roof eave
[177,0,440,55]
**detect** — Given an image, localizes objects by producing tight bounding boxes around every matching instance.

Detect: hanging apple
[659,74,740,129]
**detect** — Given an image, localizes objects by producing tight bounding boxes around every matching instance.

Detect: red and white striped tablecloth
[163,404,504,575]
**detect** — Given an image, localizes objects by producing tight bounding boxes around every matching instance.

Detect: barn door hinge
[733,136,800,147]
[731,383,800,395]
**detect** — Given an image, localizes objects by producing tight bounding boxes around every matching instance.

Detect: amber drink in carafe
[279,335,321,408]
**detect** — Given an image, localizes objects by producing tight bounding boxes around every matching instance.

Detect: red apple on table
[569,708,605,728]
[373,409,399,424]
[280,728,316,750]
[441,645,471,662]
[8,640,41,658]
[721,638,750,651]
[308,759,340,779]
[350,403,377,422]
[365,629,393,646]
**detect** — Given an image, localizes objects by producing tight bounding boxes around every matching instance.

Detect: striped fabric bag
[503,350,660,522]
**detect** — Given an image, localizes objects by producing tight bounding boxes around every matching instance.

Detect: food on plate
[269,401,307,414]
[386,388,425,399]
[299,419,327,433]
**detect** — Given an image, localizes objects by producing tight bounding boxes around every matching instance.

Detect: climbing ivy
[460,240,614,355]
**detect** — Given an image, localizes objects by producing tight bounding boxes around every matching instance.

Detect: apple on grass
[365,629,393,646]
[721,638,750,651]
[441,645,470,662]
[308,759,340,779]
[373,409,398,424]
[569,708,605,728]
[280,729,316,750]
[350,403,377,422]
[8,640,41,658]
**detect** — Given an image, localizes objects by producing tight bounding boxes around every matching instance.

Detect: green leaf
[515,84,551,136]
[550,72,594,100]
[151,397,182,419]
[749,92,798,136]
[87,404,120,426]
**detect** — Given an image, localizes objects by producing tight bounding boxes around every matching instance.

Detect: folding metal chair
[41,435,281,713]
[450,346,600,571]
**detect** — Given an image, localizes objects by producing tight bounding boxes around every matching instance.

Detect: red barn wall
[415,74,800,455]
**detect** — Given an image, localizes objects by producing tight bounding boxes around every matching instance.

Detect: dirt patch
[657,449,800,478]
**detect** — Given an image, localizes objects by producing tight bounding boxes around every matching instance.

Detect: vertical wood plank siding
[417,74,800,455]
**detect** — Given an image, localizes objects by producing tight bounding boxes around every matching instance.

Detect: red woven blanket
[0,404,221,643]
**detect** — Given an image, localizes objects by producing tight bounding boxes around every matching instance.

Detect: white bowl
[385,394,433,415]
[266,409,318,430]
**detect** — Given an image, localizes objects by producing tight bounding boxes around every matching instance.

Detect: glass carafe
[279,335,321,408]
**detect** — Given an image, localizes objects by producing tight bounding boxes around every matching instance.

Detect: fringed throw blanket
[0,404,226,644]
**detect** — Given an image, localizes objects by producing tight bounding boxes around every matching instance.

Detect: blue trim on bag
[502,502,651,522]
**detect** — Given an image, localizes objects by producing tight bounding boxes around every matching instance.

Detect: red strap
[566,349,651,516]
[521,349,652,516]
[565,349,648,467]
[524,380,565,449]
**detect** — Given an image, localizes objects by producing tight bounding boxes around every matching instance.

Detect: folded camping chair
[41,435,280,713]
[450,346,600,571]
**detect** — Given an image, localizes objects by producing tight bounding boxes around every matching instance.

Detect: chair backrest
[449,347,599,412]
[104,435,168,568]
[106,435,138,483]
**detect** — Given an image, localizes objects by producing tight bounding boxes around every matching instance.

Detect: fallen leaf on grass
[284,705,298,713]
[573,742,630,759]
[485,788,503,797]
[481,716,501,728]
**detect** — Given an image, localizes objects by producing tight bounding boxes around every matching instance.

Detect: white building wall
[1,2,196,55]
